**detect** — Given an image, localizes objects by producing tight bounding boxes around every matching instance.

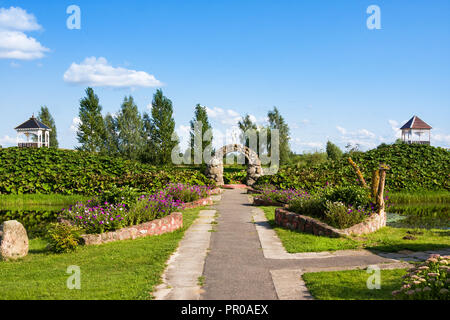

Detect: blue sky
[1,0,449,152]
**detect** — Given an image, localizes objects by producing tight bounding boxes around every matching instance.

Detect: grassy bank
[303,269,407,300]
[0,206,204,300]
[0,194,89,208]
[261,206,450,253]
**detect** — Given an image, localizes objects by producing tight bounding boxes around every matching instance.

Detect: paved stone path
[155,189,449,300]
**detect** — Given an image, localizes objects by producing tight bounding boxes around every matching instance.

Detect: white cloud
[206,107,241,126]
[0,7,42,31]
[336,126,347,135]
[0,7,48,60]
[433,133,450,144]
[63,57,163,88]
[388,119,402,138]
[70,117,81,133]
[0,134,24,147]
[293,138,324,150]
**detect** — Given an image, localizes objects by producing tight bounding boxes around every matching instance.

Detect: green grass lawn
[303,269,407,300]
[0,194,89,208]
[0,206,204,300]
[261,206,450,253]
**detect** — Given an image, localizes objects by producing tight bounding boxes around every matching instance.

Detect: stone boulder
[0,220,29,261]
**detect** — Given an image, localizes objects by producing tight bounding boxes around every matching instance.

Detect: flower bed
[275,207,386,237]
[392,254,449,300]
[252,187,309,206]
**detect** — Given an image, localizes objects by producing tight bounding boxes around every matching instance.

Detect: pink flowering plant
[62,201,127,234]
[257,187,309,205]
[126,191,184,226]
[392,254,449,300]
[164,183,211,203]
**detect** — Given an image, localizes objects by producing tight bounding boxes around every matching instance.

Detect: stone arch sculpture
[206,144,263,186]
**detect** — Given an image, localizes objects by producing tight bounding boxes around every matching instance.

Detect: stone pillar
[0,220,29,261]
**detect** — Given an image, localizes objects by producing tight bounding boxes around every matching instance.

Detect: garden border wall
[274,208,386,237]
[81,212,183,245]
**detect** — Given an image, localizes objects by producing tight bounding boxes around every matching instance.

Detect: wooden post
[376,164,390,213]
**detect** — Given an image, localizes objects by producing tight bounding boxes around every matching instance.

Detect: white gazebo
[400,115,432,145]
[15,115,52,148]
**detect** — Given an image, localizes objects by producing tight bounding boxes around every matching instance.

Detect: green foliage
[290,152,328,168]
[267,107,291,165]
[37,106,58,148]
[94,185,140,209]
[223,171,247,184]
[116,96,146,161]
[256,144,450,192]
[143,89,179,165]
[104,113,120,156]
[393,255,449,300]
[45,223,82,253]
[288,196,326,219]
[76,87,106,153]
[190,104,213,163]
[0,148,213,195]
[323,200,368,229]
[323,185,371,208]
[326,141,342,161]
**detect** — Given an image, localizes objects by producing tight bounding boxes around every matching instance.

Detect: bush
[393,254,449,300]
[45,223,82,253]
[164,183,210,203]
[94,185,140,209]
[0,147,214,195]
[323,201,370,229]
[288,196,326,219]
[256,144,450,192]
[62,202,128,234]
[323,186,372,208]
[126,191,183,225]
[258,186,309,204]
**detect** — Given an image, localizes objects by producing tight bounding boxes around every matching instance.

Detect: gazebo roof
[15,116,51,131]
[400,116,432,130]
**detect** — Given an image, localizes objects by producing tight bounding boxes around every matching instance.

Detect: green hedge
[0,148,213,195]
[256,144,450,192]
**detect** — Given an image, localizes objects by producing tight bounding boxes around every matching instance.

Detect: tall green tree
[143,89,178,165]
[116,96,146,160]
[76,88,106,153]
[267,107,291,165]
[37,106,58,148]
[190,104,213,163]
[104,113,119,156]
[326,141,343,161]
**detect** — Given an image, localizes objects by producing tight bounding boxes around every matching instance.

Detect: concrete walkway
[155,189,449,300]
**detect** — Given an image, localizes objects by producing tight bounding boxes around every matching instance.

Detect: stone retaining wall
[252,197,285,207]
[182,197,213,209]
[82,212,183,245]
[274,208,386,237]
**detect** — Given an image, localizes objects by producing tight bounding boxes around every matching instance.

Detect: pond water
[386,212,450,230]
[0,207,62,238]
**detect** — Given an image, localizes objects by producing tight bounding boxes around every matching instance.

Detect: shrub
[45,223,82,253]
[393,254,449,300]
[0,147,214,195]
[126,191,183,225]
[258,187,309,204]
[164,183,210,203]
[94,185,140,209]
[256,144,450,192]
[323,186,372,208]
[288,196,326,219]
[323,201,370,229]
[62,202,128,234]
